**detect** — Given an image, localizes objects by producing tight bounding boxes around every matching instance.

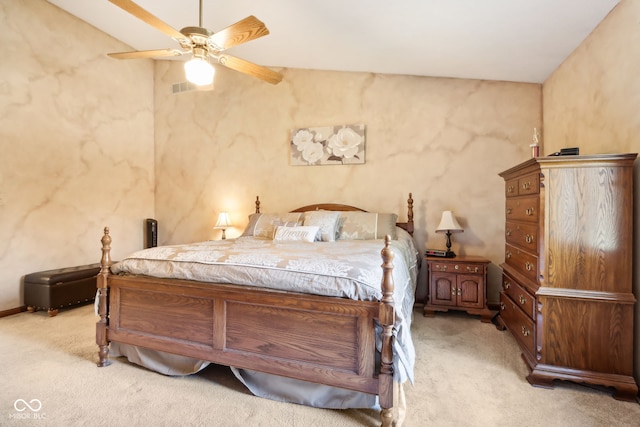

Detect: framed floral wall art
[290,124,366,166]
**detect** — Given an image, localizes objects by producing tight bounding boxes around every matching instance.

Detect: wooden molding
[0,306,27,318]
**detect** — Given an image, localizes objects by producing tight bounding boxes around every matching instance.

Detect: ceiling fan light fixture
[184,48,215,86]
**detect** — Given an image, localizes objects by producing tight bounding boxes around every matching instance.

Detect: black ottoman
[24,264,101,317]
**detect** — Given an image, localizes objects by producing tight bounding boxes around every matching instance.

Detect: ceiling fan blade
[108,0,187,42]
[208,16,270,51]
[215,54,283,85]
[108,49,185,59]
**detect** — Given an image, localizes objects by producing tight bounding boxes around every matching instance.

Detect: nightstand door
[457,274,484,309]
[429,272,457,306]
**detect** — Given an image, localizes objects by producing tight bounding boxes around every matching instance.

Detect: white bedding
[109,227,419,409]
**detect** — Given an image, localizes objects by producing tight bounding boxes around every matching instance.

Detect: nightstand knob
[454,264,459,270]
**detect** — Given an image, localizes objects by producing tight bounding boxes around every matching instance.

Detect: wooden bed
[96,194,414,426]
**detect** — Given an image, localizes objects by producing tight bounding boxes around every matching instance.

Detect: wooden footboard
[96,229,397,427]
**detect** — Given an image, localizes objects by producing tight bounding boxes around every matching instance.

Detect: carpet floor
[1,304,639,426]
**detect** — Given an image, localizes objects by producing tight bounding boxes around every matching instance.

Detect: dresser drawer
[518,172,540,195]
[505,243,538,282]
[429,261,486,275]
[500,292,535,357]
[505,178,519,198]
[502,274,535,320]
[505,221,538,251]
[505,196,539,222]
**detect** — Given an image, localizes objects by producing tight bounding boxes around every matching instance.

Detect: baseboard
[0,306,27,318]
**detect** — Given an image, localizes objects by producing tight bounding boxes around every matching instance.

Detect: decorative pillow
[302,211,341,242]
[241,213,304,239]
[337,212,398,240]
[273,226,320,242]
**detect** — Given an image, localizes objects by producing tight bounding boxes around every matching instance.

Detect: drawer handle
[504,281,510,290]
[525,207,535,216]
[506,208,512,214]
[436,265,447,271]
[525,261,533,271]
[507,185,515,193]
[525,234,534,244]
[506,228,512,236]
[500,302,506,311]
[521,326,531,337]
[506,251,512,259]
[466,266,479,273]
[518,295,526,305]
[522,182,531,190]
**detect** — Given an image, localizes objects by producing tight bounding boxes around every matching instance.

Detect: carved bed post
[379,236,395,427]
[96,227,112,367]
[406,193,414,236]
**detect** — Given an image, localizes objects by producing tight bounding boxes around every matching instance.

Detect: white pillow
[302,211,341,242]
[273,226,320,242]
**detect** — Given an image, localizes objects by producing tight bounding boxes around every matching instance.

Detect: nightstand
[423,255,493,323]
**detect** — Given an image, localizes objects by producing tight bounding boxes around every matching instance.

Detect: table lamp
[436,211,464,257]
[214,212,232,240]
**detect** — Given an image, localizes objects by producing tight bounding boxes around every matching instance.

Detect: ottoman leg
[47,309,58,317]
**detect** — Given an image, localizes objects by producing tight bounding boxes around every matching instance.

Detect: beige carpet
[1,304,638,426]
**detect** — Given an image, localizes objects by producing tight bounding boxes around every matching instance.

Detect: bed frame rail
[96,230,398,426]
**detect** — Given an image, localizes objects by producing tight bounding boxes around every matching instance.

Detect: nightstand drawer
[430,261,486,275]
[502,274,535,320]
[506,196,539,222]
[505,221,538,251]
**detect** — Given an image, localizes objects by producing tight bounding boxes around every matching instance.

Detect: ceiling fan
[106,0,283,86]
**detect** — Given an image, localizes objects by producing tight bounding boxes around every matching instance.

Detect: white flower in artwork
[311,126,332,142]
[290,123,365,166]
[292,129,314,152]
[302,142,324,164]
[327,127,363,159]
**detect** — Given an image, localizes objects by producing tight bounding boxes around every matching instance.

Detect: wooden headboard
[253,193,414,236]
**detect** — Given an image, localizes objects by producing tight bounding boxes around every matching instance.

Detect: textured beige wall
[154,62,541,303]
[543,0,640,389]
[0,0,155,311]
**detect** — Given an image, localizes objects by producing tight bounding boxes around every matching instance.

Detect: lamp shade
[214,212,232,229]
[436,211,464,233]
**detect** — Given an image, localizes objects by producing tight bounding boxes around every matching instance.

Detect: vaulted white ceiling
[48,0,620,83]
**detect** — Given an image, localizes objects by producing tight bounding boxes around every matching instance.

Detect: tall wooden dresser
[498,153,638,401]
